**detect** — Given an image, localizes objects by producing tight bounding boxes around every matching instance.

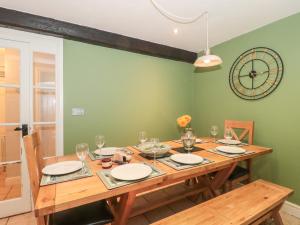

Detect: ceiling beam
[0,7,197,63]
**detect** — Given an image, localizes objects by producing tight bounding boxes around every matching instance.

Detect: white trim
[56,38,64,156]
[33,85,56,90]
[282,201,300,219]
[0,123,20,126]
[0,160,21,166]
[33,121,56,125]
[0,84,20,88]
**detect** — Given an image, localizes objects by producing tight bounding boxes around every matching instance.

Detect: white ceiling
[0,0,300,52]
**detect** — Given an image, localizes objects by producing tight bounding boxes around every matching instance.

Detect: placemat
[173,146,203,153]
[97,163,165,190]
[88,148,133,161]
[207,148,255,158]
[157,157,214,170]
[40,162,93,186]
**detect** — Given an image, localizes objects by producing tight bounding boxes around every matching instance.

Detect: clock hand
[256,70,269,75]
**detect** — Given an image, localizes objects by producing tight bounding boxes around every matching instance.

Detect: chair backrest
[23,133,41,204]
[224,120,254,144]
[32,132,44,177]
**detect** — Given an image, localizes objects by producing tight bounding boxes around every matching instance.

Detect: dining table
[35,137,272,225]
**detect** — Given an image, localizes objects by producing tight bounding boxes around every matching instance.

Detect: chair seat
[50,200,113,225]
[228,166,249,181]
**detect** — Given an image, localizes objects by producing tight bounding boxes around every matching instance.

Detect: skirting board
[282,201,300,219]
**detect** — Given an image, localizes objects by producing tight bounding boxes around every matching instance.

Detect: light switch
[72,107,85,116]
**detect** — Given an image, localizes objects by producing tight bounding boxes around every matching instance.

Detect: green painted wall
[192,13,300,204]
[64,40,193,154]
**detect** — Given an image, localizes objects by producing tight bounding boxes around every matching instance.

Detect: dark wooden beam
[0,7,197,63]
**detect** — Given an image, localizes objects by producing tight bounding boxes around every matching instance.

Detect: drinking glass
[182,135,196,154]
[95,135,105,149]
[224,128,233,140]
[150,138,159,165]
[210,125,218,142]
[138,131,147,145]
[76,143,88,173]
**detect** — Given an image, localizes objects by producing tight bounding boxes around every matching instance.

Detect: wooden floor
[0,198,299,225]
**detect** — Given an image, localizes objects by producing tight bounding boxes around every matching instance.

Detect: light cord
[150,0,207,24]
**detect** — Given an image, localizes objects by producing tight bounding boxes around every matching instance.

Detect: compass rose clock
[229,47,284,100]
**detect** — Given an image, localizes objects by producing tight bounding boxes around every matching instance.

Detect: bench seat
[151,180,293,225]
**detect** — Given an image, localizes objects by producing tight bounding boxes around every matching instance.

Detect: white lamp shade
[194,54,223,68]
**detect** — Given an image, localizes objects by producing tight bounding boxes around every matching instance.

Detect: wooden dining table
[35,138,272,225]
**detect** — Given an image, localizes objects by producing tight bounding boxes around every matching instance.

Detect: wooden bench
[151,180,293,225]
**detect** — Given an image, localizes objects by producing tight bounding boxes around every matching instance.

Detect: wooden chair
[23,133,113,225]
[151,180,293,225]
[224,120,254,191]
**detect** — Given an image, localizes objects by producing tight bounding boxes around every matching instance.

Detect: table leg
[210,162,238,196]
[113,191,137,225]
[272,204,284,225]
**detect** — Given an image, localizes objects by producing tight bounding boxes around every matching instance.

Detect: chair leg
[36,216,46,225]
[246,159,252,183]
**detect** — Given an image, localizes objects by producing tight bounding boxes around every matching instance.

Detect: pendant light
[194,12,222,68]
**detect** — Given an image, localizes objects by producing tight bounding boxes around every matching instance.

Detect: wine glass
[95,135,105,149]
[138,131,147,145]
[76,143,88,173]
[210,125,219,142]
[150,138,159,165]
[224,128,233,140]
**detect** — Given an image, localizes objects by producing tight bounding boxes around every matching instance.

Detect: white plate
[42,161,83,175]
[94,147,119,156]
[170,153,204,165]
[218,139,241,145]
[110,163,152,181]
[216,146,246,154]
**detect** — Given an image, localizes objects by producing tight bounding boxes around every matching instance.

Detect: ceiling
[0,0,300,52]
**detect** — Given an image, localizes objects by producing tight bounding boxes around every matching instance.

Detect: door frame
[0,27,63,217]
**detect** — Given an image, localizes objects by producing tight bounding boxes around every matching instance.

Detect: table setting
[40,143,93,186]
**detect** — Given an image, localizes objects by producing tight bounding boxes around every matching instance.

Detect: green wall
[64,40,193,154]
[192,13,300,204]
[64,12,300,204]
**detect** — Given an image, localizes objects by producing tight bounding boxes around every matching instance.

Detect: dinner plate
[216,146,246,154]
[94,147,119,156]
[170,153,204,165]
[42,161,83,175]
[218,139,241,145]
[110,163,152,181]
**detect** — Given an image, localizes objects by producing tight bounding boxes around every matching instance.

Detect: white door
[0,28,63,218]
[0,38,31,217]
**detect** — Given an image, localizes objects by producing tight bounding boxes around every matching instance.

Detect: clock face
[229,47,284,100]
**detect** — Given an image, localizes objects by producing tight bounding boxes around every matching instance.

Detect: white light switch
[72,108,85,116]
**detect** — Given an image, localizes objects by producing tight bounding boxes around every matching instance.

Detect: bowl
[138,142,171,158]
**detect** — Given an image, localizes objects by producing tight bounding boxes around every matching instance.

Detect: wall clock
[229,47,284,100]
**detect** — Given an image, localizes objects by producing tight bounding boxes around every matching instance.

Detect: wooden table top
[35,138,272,217]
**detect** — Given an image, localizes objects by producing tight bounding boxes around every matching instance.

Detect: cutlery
[105,173,117,186]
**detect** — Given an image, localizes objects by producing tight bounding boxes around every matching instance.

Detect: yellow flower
[177,115,192,128]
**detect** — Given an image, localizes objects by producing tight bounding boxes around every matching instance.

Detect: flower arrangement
[176,115,192,128]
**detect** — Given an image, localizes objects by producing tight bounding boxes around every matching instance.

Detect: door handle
[14,124,28,137]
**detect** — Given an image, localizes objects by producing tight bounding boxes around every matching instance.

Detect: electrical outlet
[72,108,85,116]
